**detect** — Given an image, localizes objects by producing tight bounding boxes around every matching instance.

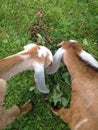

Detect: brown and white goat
[0,79,32,130]
[0,43,53,93]
[47,40,98,130]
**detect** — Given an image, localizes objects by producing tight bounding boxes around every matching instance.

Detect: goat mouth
[51,102,63,109]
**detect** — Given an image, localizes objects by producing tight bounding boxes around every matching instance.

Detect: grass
[0,0,98,130]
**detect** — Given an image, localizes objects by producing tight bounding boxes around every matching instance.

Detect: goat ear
[46,48,65,74]
[33,63,49,93]
[79,50,98,69]
[0,79,6,106]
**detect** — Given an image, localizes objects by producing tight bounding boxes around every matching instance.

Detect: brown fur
[0,45,52,80]
[51,41,98,130]
[0,79,32,130]
[0,55,22,76]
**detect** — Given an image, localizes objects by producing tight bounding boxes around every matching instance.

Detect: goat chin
[48,40,98,130]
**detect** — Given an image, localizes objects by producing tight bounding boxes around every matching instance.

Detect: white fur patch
[69,40,78,43]
[24,43,36,50]
[37,46,53,62]
[79,50,98,68]
[75,118,88,130]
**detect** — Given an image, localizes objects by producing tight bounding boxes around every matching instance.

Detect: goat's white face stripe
[37,46,53,62]
[79,50,98,68]
[46,48,65,74]
[75,118,88,130]
[37,46,48,57]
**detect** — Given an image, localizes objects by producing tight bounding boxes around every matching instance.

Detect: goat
[46,40,98,130]
[0,79,32,130]
[0,43,53,93]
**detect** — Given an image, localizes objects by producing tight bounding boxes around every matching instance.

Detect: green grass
[0,0,98,130]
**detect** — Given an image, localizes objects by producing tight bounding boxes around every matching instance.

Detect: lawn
[0,0,98,130]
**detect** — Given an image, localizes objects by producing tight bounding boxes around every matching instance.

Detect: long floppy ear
[79,50,98,69]
[33,63,49,93]
[46,48,65,74]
